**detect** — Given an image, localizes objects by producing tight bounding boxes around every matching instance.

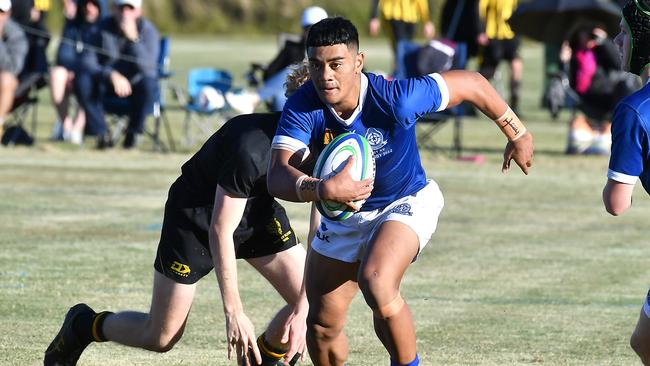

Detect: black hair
[305,16,359,51]
[74,0,103,24]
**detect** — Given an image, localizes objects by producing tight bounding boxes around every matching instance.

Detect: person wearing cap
[0,0,28,139]
[75,0,159,149]
[602,0,650,363]
[226,6,327,114]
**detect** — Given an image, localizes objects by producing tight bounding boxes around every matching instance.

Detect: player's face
[614,19,631,71]
[307,43,364,111]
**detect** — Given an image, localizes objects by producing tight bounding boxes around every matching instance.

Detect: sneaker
[123,132,142,149]
[225,90,258,114]
[44,303,96,366]
[69,130,83,146]
[96,133,114,150]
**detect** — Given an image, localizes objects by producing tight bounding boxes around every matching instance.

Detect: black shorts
[153,198,298,284]
[481,37,521,66]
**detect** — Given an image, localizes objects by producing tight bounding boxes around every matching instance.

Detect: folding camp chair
[2,72,47,146]
[103,36,176,152]
[416,109,463,157]
[178,67,234,147]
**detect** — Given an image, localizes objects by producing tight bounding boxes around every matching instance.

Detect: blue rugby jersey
[608,82,650,195]
[272,72,449,211]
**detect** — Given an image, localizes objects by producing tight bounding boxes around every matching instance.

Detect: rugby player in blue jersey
[267,16,534,366]
[602,1,650,363]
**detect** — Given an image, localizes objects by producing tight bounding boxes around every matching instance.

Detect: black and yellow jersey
[479,0,518,40]
[370,0,431,24]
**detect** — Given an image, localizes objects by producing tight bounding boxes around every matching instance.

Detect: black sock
[74,311,113,344]
[255,333,286,365]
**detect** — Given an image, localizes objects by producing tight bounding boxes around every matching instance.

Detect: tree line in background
[45,0,447,35]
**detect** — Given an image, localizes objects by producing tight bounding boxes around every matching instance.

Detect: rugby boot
[44,303,96,366]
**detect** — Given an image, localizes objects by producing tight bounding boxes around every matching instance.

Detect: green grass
[2,37,650,365]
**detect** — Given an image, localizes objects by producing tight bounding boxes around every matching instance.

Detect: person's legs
[127,76,157,135]
[245,244,306,365]
[390,20,416,79]
[247,244,306,343]
[358,221,420,365]
[124,76,157,148]
[73,71,108,137]
[49,66,71,139]
[0,71,18,136]
[510,56,523,112]
[631,292,650,364]
[305,250,359,366]
[44,271,196,365]
[102,271,196,350]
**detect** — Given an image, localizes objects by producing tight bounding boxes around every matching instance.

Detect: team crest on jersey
[389,203,413,216]
[365,128,387,151]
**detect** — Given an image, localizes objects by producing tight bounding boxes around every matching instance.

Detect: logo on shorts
[365,128,387,151]
[389,203,413,216]
[267,217,292,243]
[316,230,330,243]
[316,222,330,242]
[170,261,191,277]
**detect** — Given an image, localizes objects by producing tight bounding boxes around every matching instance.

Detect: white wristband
[295,175,308,202]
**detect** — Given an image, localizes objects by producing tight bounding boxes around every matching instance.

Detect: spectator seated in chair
[0,0,28,140]
[561,25,640,155]
[49,0,104,145]
[75,0,159,149]
[226,6,327,114]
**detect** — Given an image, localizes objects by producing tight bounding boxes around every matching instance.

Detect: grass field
[2,36,650,365]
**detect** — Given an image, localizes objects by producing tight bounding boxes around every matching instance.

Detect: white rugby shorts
[311,179,444,263]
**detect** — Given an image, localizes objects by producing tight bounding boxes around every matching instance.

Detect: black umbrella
[509,0,622,44]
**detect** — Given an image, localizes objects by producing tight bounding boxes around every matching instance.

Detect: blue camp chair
[103,36,176,152]
[180,67,234,146]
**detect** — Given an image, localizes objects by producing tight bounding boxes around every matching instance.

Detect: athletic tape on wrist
[295,175,308,202]
[494,107,527,141]
[315,179,322,201]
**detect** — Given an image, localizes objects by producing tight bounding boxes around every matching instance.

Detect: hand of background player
[502,131,534,175]
[320,156,374,211]
[225,311,261,366]
[280,302,308,364]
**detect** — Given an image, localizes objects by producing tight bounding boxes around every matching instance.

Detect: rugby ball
[313,132,375,221]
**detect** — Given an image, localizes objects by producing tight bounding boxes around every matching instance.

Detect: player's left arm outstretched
[441,70,534,174]
[209,185,261,366]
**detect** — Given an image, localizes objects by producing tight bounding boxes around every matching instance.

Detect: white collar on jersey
[326,73,368,126]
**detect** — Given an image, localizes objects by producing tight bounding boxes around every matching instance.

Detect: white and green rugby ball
[313,132,375,221]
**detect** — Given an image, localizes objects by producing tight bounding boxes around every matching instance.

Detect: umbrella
[508,0,622,44]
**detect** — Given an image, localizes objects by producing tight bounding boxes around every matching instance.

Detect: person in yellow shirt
[478,0,522,113]
[369,0,434,79]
